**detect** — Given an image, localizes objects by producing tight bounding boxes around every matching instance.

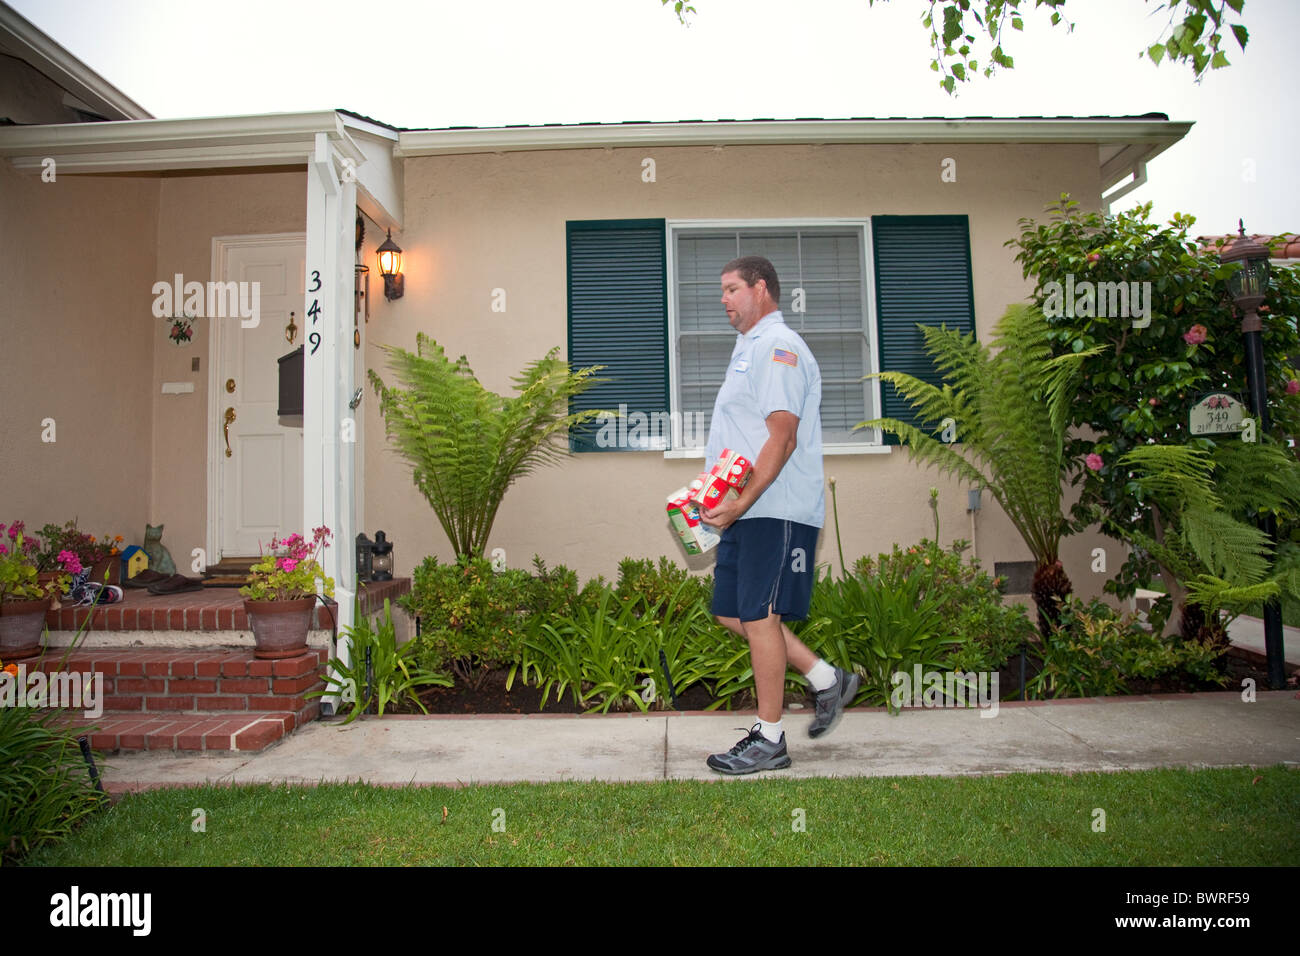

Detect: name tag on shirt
[732,358,749,373]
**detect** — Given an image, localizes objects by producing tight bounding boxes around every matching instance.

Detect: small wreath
[168,312,196,346]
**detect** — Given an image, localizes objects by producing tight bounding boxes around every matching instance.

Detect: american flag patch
[772,348,798,367]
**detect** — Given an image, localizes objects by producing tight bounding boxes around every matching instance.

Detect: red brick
[271,674,322,695]
[167,609,186,629]
[89,730,120,751]
[222,677,269,693]
[143,658,170,676]
[195,696,248,710]
[167,658,196,678]
[195,659,223,678]
[272,654,319,678]
[117,658,145,676]
[220,608,237,629]
[146,723,184,750]
[115,719,156,750]
[221,658,250,677]
[249,694,307,712]
[233,719,284,751]
[176,727,208,751]
[168,678,217,694]
[200,608,218,629]
[106,696,144,711]
[248,659,274,677]
[116,678,167,694]
[119,609,139,628]
[144,695,194,711]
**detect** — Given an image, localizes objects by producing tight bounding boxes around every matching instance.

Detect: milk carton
[666,487,721,555]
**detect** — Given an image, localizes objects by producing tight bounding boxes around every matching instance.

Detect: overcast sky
[11,0,1299,235]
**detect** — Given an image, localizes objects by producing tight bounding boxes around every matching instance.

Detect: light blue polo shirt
[705,310,825,528]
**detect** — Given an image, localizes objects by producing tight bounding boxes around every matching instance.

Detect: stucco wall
[149,168,307,563]
[0,160,158,544]
[365,142,1114,593]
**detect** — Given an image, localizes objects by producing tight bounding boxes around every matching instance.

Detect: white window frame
[664,218,888,459]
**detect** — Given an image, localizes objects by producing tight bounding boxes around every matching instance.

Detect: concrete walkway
[97,690,1300,793]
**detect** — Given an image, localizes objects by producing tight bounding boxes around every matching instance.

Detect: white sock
[757,718,784,743]
[805,659,837,692]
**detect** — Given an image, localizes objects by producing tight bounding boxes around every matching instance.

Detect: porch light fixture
[377,229,404,301]
[371,530,393,582]
[1219,220,1284,690]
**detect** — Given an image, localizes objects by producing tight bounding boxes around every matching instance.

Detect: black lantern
[1220,221,1271,320]
[371,530,393,582]
[377,229,404,301]
[356,532,375,582]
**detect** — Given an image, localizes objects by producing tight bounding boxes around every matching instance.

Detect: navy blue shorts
[710,518,820,623]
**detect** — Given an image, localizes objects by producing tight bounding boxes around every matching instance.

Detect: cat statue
[142,523,177,576]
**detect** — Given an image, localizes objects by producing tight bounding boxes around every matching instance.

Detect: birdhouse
[120,545,149,580]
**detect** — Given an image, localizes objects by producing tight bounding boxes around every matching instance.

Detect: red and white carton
[688,448,753,510]
[666,487,720,556]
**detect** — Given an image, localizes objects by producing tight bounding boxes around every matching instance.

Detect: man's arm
[702,410,799,530]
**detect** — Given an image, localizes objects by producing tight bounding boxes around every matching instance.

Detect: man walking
[701,255,859,774]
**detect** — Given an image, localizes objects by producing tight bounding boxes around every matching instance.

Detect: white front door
[213,237,306,559]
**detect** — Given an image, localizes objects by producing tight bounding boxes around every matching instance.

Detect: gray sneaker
[706,725,791,775]
[808,667,860,738]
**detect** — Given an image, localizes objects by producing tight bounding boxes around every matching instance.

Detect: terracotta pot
[0,598,50,661]
[243,597,315,659]
[89,556,122,586]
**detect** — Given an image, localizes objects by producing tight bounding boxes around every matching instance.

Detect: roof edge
[0,3,151,121]
[396,117,1194,157]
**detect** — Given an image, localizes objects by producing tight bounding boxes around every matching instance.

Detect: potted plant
[36,521,124,587]
[0,522,78,660]
[239,527,335,659]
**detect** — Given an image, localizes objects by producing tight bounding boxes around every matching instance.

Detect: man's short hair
[722,256,781,306]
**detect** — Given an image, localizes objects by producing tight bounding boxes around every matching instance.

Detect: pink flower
[7,520,23,539]
[277,558,298,572]
[1086,253,1100,263]
[1182,324,1207,346]
[1085,453,1104,472]
[0,543,7,557]
[1287,380,1300,396]
[1148,397,1159,406]
[57,550,82,574]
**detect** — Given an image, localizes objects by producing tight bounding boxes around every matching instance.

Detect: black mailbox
[277,346,304,416]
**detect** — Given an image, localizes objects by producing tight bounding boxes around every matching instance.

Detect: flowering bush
[0,522,77,602]
[34,521,122,571]
[239,527,335,602]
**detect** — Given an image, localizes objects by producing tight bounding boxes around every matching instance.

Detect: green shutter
[567,219,668,451]
[872,215,976,444]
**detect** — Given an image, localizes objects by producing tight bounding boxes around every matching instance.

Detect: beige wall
[0,160,158,545]
[366,142,1114,594]
[149,168,307,560]
[0,162,307,562]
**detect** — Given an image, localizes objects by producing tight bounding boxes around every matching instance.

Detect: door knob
[224,407,236,458]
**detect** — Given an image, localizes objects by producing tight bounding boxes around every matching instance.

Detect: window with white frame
[670,222,877,449]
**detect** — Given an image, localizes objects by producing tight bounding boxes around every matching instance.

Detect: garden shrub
[853,538,1035,675]
[615,556,712,620]
[0,705,107,864]
[401,555,532,686]
[1028,596,1227,699]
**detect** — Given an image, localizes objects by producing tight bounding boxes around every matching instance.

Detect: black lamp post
[1220,222,1285,690]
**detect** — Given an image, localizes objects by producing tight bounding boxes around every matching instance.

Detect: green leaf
[1147,43,1165,65]
[1210,50,1230,69]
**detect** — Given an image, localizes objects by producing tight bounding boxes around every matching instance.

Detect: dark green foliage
[0,706,107,864]
[401,555,533,687]
[312,599,451,722]
[1029,597,1227,699]
[851,538,1035,675]
[1008,198,1300,618]
[615,556,712,619]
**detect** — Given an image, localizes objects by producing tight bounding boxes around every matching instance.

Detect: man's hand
[703,410,799,530]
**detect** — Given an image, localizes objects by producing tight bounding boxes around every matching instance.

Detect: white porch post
[305,131,359,709]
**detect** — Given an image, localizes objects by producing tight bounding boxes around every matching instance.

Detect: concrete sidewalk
[96,691,1300,793]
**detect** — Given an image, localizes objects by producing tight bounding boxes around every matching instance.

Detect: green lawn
[20,766,1299,866]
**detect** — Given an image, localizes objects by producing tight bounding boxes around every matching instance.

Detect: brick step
[25,647,328,715]
[59,711,304,753]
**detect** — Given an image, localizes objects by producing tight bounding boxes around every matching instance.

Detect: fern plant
[1117,441,1300,642]
[859,304,1103,634]
[368,334,607,559]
